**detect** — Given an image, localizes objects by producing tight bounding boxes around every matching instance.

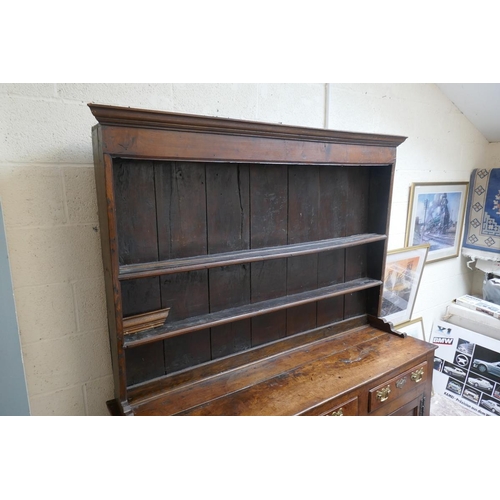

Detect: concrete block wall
[0,83,491,415]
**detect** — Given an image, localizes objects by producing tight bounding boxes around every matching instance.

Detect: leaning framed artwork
[380,244,429,325]
[405,182,468,263]
[394,317,426,341]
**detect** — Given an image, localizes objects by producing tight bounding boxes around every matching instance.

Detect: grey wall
[0,199,30,415]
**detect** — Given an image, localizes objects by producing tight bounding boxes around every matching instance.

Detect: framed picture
[405,182,468,263]
[380,244,429,325]
[394,317,426,341]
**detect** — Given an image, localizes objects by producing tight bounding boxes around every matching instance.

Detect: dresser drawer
[369,362,427,413]
[300,396,359,416]
[320,397,358,416]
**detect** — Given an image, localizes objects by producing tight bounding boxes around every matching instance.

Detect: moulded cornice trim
[88,103,407,148]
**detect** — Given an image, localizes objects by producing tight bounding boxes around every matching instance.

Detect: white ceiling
[437,83,500,143]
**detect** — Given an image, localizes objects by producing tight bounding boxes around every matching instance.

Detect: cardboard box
[431,320,500,416]
[455,294,500,320]
[444,302,500,341]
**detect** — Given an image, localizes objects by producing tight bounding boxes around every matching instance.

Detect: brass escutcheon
[328,408,344,416]
[376,385,391,402]
[396,377,407,389]
[411,367,424,383]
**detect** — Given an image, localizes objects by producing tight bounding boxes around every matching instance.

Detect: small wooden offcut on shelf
[123,308,170,335]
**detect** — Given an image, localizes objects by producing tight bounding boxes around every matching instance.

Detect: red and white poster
[431,320,500,416]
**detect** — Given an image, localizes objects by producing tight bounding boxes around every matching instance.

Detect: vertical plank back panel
[367,166,393,316]
[156,162,211,373]
[344,167,370,318]
[286,166,319,335]
[114,161,159,266]
[113,160,164,385]
[206,164,252,357]
[249,165,288,346]
[317,166,348,326]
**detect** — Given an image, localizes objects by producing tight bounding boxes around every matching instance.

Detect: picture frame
[380,244,429,325]
[405,182,468,263]
[394,317,426,341]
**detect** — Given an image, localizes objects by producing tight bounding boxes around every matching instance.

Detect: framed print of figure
[405,182,468,263]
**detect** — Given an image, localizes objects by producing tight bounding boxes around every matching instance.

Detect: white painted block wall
[0,83,493,415]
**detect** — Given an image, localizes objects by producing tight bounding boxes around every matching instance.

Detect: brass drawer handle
[376,385,391,402]
[411,367,424,383]
[328,408,344,416]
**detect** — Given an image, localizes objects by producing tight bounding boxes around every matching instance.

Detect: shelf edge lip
[88,103,407,147]
[123,278,383,348]
[118,233,388,280]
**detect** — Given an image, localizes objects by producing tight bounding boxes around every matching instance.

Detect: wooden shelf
[119,233,386,280]
[123,277,382,348]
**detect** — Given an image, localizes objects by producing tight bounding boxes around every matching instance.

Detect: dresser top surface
[128,325,436,416]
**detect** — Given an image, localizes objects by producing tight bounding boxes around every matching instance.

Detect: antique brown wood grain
[206,164,251,358]
[92,131,127,404]
[113,160,164,385]
[100,126,398,165]
[89,104,438,417]
[127,316,368,402]
[118,233,386,280]
[132,328,433,416]
[248,164,288,346]
[155,161,211,373]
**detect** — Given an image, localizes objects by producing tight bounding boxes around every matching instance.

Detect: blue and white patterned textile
[462,168,500,262]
